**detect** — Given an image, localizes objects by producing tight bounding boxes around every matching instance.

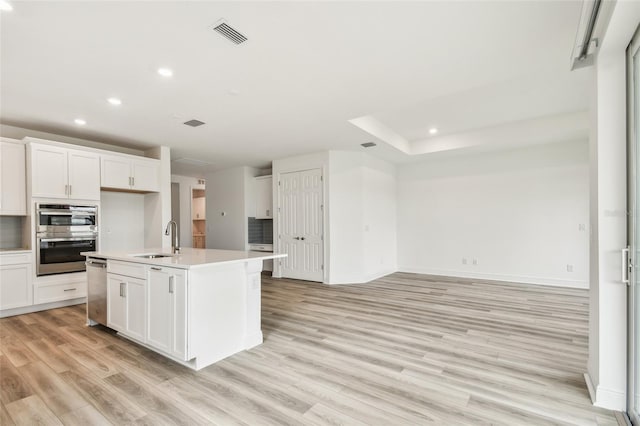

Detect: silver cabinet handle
[294,237,300,240]
[64,184,68,195]
[150,266,162,271]
[120,282,126,297]
[266,209,270,217]
[300,237,305,241]
[69,185,72,196]
[132,176,135,187]
[63,288,76,292]
[169,276,174,294]
[623,247,630,285]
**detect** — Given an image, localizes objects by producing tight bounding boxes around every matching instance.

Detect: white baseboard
[398,266,588,289]
[0,297,85,318]
[583,372,627,411]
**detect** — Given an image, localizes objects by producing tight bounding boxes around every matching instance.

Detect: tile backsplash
[248,217,273,244]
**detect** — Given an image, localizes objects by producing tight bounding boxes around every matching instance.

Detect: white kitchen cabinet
[192,197,205,220]
[30,143,100,200]
[254,176,273,219]
[0,139,27,215]
[0,253,33,310]
[147,266,187,360]
[107,273,146,341]
[101,154,160,192]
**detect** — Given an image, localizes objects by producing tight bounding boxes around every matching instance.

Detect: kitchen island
[82,247,285,370]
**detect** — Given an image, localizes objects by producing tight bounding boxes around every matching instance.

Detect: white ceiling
[0,1,590,176]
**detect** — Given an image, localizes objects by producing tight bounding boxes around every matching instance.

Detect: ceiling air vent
[361,142,377,148]
[184,119,205,127]
[213,20,248,45]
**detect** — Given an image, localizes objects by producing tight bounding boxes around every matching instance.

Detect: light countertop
[81,247,285,270]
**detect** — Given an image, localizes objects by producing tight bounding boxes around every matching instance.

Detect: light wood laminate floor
[0,273,621,425]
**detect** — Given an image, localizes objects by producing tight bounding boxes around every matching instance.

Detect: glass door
[628,27,640,426]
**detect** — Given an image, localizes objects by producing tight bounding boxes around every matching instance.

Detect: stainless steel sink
[132,253,174,259]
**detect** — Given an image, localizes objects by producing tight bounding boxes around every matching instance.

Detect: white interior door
[279,169,323,282]
[628,28,640,426]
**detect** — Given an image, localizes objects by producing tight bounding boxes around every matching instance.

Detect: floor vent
[361,142,377,148]
[184,119,205,127]
[213,21,248,45]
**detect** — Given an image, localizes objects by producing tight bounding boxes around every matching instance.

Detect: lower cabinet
[147,266,187,360]
[107,273,146,342]
[0,253,33,310]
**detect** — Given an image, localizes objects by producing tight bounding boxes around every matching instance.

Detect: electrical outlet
[567,264,573,272]
[472,259,478,266]
[462,258,467,265]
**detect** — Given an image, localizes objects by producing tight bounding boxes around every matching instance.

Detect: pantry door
[278,168,324,282]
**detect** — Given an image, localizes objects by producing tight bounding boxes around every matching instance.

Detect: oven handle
[39,237,97,242]
[37,211,96,216]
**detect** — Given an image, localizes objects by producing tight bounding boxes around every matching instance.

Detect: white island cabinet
[84,247,285,370]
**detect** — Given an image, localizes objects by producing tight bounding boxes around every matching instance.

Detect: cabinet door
[107,275,127,332]
[101,155,132,190]
[192,197,205,220]
[68,150,100,200]
[132,159,160,192]
[31,144,69,198]
[171,271,188,360]
[0,264,32,310]
[255,177,273,218]
[0,141,26,215]
[126,277,146,342]
[147,268,172,353]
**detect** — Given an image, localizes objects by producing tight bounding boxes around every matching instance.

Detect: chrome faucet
[164,220,180,254]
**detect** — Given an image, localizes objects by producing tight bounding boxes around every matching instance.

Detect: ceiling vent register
[184,119,205,127]
[213,21,248,45]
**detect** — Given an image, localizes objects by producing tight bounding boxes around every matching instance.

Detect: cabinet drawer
[249,244,272,252]
[108,260,147,279]
[35,281,86,304]
[0,253,32,266]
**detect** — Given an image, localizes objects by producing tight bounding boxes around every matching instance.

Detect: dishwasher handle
[86,258,107,267]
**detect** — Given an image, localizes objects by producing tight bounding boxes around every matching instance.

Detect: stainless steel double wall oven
[36,203,98,276]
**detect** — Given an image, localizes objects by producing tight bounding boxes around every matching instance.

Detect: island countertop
[81,247,286,270]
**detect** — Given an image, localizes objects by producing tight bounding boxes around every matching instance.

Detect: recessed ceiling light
[0,1,13,11]
[74,118,86,126]
[157,68,173,77]
[107,97,122,106]
[429,127,438,135]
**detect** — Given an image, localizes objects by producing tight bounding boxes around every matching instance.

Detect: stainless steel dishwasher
[86,257,107,326]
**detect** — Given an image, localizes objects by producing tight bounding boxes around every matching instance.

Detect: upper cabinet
[30,143,100,200]
[0,139,27,215]
[192,197,205,220]
[102,155,160,192]
[254,176,273,219]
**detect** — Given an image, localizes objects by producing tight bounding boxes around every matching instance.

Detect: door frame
[274,167,327,283]
[627,24,640,426]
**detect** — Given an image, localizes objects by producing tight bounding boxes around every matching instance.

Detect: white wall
[397,140,589,288]
[204,166,257,250]
[585,0,640,411]
[362,154,397,281]
[329,151,397,284]
[100,191,145,251]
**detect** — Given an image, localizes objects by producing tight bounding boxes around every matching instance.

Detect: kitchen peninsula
[82,247,285,370]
